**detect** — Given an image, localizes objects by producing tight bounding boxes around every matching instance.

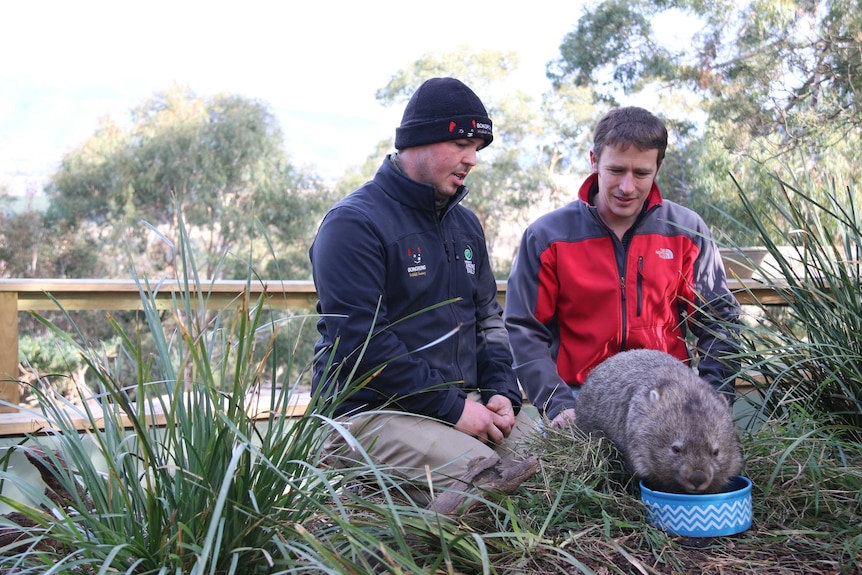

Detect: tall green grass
[0,216,509,574]
[723,177,862,438]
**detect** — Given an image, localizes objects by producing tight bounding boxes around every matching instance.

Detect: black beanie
[394,77,493,150]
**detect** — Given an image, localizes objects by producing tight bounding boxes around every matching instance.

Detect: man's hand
[551,408,576,428]
[484,394,516,438]
[455,396,515,444]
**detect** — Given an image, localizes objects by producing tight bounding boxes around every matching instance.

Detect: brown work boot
[430,455,540,515]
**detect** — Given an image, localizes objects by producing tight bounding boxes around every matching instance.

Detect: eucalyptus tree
[46,85,324,280]
[548,0,862,242]
[0,199,45,277]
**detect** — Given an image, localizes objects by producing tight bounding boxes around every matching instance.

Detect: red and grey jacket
[504,173,740,420]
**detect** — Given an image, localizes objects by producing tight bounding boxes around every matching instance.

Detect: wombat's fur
[574,349,742,494]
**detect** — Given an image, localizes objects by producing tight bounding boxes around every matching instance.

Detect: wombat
[574,349,742,494]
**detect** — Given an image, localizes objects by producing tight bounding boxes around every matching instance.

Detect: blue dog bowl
[640,475,753,537]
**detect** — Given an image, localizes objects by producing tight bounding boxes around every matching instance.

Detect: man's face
[590,143,660,233]
[401,138,484,200]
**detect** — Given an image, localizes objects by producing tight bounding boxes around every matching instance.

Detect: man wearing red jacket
[504,107,740,426]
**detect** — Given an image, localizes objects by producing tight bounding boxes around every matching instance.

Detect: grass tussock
[723,177,862,439]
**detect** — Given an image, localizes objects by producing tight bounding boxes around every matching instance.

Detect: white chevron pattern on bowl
[640,476,753,537]
[645,499,752,534]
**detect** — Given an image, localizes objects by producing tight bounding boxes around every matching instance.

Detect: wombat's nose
[689,470,710,491]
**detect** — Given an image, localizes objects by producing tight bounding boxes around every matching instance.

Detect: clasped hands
[454,394,516,445]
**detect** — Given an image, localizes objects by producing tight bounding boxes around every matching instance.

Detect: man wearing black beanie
[309,77,538,514]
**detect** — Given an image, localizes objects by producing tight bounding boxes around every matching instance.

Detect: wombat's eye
[713,448,720,457]
[671,444,683,455]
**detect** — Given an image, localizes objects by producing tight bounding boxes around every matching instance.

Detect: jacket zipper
[619,273,627,350]
[637,255,644,316]
[596,199,657,353]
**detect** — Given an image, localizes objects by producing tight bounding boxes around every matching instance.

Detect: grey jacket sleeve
[688,220,742,399]
[503,227,574,420]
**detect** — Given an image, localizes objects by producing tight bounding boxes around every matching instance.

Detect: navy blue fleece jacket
[309,155,521,424]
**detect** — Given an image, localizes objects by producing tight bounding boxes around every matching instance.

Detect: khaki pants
[323,393,537,504]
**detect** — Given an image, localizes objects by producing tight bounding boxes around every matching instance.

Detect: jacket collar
[375,154,469,215]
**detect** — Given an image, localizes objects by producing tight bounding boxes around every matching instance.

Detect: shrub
[725,177,862,439]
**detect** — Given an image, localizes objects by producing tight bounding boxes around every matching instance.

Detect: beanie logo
[447,119,491,140]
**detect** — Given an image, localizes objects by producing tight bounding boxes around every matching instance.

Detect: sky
[0,1,582,192]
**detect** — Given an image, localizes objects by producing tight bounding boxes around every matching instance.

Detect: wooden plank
[0,277,784,308]
[0,292,19,412]
[0,391,312,437]
[725,280,791,306]
[0,279,320,422]
[1,279,319,312]
[0,278,318,293]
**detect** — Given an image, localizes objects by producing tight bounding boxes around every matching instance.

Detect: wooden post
[0,292,19,412]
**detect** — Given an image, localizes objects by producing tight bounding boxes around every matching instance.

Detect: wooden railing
[0,277,785,415]
[0,279,318,413]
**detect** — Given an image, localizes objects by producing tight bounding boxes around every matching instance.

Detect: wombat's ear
[649,374,675,401]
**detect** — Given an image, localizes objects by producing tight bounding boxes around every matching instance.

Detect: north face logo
[655,248,674,260]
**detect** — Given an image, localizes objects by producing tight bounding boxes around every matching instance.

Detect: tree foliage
[552,0,862,150]
[549,0,862,243]
[45,85,326,280]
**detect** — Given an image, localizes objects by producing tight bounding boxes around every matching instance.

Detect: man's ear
[589,150,598,172]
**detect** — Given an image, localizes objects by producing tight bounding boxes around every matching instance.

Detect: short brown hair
[592,107,668,166]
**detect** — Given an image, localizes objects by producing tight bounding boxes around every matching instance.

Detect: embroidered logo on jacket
[464,245,475,275]
[407,246,427,277]
[655,248,675,260]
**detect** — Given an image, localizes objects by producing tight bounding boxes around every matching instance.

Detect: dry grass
[447,417,862,575]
